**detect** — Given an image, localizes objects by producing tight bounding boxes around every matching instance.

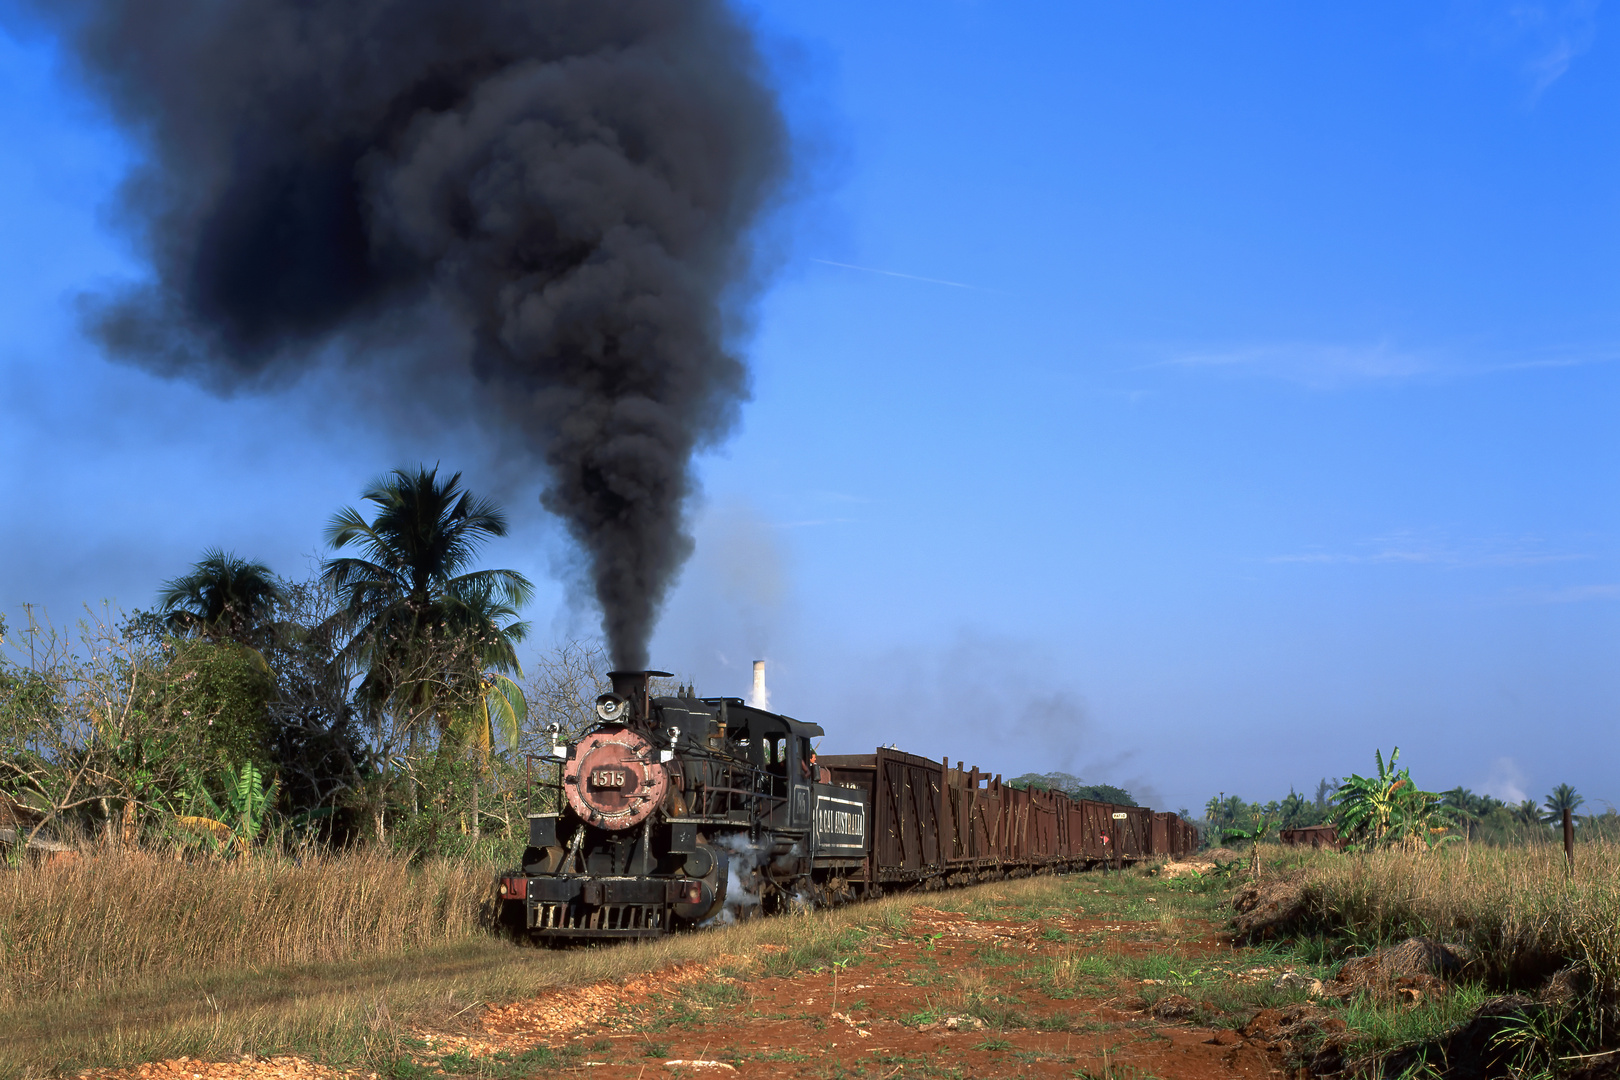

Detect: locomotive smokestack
[608,669,671,724]
[750,660,769,710]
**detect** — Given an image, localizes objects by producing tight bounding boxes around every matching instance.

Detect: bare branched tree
[0,604,263,851]
[519,639,613,756]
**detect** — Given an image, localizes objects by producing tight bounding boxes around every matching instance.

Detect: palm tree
[1542,783,1585,826]
[1439,787,1504,839]
[1513,799,1543,826]
[1279,788,1310,827]
[323,466,533,747]
[158,549,284,646]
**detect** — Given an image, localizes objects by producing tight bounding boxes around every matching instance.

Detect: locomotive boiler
[500,670,870,941]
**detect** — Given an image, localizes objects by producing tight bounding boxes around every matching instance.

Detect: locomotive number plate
[590,769,627,789]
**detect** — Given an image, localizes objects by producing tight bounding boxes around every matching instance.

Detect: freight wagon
[821,750,1196,895]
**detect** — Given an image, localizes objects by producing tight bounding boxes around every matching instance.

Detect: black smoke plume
[39,0,789,668]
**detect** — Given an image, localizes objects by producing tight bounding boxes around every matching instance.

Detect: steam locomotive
[498,669,1197,942]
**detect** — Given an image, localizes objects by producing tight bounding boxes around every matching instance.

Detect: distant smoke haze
[35,0,791,668]
[648,497,792,700]
[1481,756,1530,805]
[826,632,1098,777]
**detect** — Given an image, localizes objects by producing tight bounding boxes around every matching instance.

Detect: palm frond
[483,673,527,756]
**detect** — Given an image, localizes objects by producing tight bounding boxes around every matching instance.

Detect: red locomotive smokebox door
[563,729,668,830]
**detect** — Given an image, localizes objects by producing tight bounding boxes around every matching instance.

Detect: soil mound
[1231,874,1311,940]
[1145,993,1201,1020]
[1367,937,1472,979]
[1326,937,1472,1004]
[1539,966,1586,1011]
[1241,1005,1351,1074]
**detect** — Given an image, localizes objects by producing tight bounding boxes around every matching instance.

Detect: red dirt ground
[81,894,1298,1079]
[477,906,1287,1079]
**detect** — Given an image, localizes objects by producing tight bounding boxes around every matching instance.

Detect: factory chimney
[750,660,769,711]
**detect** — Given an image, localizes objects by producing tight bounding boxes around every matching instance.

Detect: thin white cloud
[1156,339,1620,389]
[1484,349,1620,373]
[1504,583,1620,605]
[1267,533,1590,569]
[1519,0,1599,100]
[810,257,989,292]
[1452,0,1601,103]
[1161,342,1434,388]
[770,518,857,529]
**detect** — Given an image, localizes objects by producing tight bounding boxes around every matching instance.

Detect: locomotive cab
[717,704,818,830]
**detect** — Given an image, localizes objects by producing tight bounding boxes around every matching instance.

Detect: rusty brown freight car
[1279,824,1343,849]
[1113,805,1152,859]
[1152,812,1200,857]
[820,749,1195,894]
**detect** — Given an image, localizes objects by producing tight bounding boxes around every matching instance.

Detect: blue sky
[2,2,1617,814]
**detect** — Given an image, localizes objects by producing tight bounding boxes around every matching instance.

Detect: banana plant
[176,760,279,854]
[1334,747,1441,850]
[1222,815,1272,876]
[1334,747,1401,846]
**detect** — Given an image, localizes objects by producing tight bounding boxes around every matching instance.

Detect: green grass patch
[961,991,1031,1030]
[1337,982,1499,1058]
[680,980,748,1008]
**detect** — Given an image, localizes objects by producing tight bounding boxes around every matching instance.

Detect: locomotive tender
[500,670,1197,943]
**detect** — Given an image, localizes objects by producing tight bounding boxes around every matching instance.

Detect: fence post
[1563,807,1574,873]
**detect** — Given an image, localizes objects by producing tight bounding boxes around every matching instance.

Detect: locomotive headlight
[595,693,629,722]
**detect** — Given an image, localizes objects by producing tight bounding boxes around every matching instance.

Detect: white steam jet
[750,659,769,710]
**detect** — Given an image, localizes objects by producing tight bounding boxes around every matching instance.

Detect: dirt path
[445,906,1283,1079]
[82,876,1298,1079]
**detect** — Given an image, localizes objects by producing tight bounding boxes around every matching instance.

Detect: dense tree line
[0,466,608,859]
[1201,748,1607,851]
[1008,771,1139,807]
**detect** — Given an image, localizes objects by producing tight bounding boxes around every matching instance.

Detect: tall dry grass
[0,855,957,1076]
[0,845,496,1001]
[1300,841,1620,1018]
